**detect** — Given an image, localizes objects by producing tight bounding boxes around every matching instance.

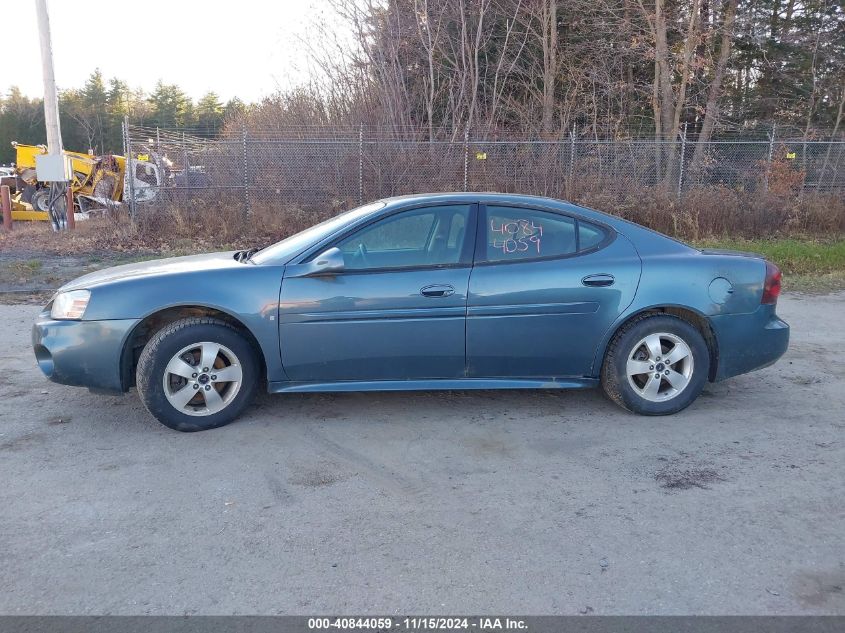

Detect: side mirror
[304,247,345,276]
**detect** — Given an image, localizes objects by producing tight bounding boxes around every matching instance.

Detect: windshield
[250,202,386,265]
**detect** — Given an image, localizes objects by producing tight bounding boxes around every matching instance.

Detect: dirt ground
[0,249,159,299]
[0,293,843,615]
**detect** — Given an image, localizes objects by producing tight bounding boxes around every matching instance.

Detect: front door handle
[421,284,455,298]
[582,274,615,287]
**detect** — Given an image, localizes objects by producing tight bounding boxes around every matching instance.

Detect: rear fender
[590,253,766,377]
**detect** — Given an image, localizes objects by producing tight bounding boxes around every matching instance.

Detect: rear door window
[483,206,576,262]
[480,206,609,263]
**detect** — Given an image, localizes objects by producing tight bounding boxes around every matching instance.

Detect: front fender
[81,264,287,383]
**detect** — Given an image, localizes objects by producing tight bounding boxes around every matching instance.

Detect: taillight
[761,261,782,305]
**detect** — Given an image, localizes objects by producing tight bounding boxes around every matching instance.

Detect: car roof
[380,192,601,219]
[381,191,613,219]
[382,191,571,206]
[379,192,694,255]
[256,192,694,265]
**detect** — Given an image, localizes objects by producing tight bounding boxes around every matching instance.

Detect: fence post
[242,123,251,218]
[568,125,576,191]
[1,185,11,231]
[463,128,469,191]
[66,185,75,230]
[124,116,136,220]
[801,136,807,196]
[182,131,189,191]
[817,129,842,192]
[358,123,364,205]
[677,122,687,199]
[764,124,776,193]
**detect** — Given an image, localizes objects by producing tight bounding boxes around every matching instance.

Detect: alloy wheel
[625,332,694,403]
[162,342,243,416]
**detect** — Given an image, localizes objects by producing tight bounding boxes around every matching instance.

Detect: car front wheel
[601,314,709,415]
[136,317,259,431]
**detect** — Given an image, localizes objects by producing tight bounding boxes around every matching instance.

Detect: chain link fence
[123,123,845,218]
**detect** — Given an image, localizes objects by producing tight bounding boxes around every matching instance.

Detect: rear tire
[136,317,259,431]
[601,314,709,415]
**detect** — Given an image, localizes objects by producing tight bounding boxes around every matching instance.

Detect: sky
[4,0,342,102]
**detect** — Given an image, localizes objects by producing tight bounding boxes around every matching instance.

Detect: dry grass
[0,201,335,256]
[2,187,845,295]
[571,184,845,242]
[1,185,843,257]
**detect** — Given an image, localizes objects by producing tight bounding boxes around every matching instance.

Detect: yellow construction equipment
[9,142,165,221]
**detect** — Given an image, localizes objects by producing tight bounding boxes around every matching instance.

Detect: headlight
[50,290,91,320]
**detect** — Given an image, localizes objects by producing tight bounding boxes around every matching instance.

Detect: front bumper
[32,310,139,394]
[709,304,790,381]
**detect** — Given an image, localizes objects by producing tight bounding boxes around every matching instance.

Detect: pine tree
[147,81,195,128]
[196,92,224,135]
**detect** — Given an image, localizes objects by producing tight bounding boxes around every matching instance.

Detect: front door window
[334,205,472,270]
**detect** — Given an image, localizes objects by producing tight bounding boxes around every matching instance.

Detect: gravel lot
[0,293,843,615]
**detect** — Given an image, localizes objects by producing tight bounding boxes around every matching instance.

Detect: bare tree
[636,0,702,183]
[539,0,558,135]
[414,0,447,141]
[691,0,738,170]
[231,0,845,152]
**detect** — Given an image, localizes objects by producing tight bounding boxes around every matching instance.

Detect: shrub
[3,183,843,255]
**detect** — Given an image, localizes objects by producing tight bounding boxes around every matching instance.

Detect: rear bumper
[32,310,139,394]
[709,305,789,381]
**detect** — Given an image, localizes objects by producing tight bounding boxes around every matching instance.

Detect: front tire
[601,314,709,415]
[136,317,260,431]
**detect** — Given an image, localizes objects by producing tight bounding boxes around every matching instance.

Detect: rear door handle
[582,274,615,287]
[421,284,455,297]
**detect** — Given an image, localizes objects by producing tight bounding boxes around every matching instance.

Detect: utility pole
[36,0,62,155]
[35,0,69,230]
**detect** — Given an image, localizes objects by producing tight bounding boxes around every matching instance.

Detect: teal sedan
[33,194,789,431]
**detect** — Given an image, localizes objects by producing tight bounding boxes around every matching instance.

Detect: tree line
[240,0,844,147]
[3,0,843,168]
[0,70,244,164]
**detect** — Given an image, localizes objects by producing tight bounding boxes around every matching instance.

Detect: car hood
[59,252,241,291]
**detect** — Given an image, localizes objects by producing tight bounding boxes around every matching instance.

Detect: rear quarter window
[578,221,607,251]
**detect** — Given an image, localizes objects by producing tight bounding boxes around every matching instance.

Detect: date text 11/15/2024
[307,616,528,630]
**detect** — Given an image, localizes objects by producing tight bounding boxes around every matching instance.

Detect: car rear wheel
[601,314,709,415]
[136,317,259,431]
